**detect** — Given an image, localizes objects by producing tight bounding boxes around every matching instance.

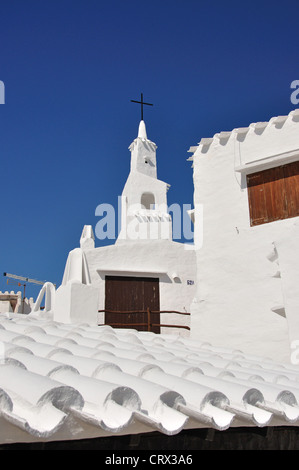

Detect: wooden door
[105,276,160,333]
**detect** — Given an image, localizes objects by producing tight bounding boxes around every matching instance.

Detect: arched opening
[141,192,155,210]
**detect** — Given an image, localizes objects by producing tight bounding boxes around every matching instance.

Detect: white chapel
[49,119,197,333]
[29,108,299,365]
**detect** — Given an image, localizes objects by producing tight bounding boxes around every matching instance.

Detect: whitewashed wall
[190,110,299,363]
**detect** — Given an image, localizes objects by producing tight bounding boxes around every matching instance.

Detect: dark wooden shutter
[247,171,268,226]
[247,161,299,226]
[283,161,299,219]
[263,166,288,222]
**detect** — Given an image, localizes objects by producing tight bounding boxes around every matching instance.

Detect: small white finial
[80,225,95,250]
[138,120,147,139]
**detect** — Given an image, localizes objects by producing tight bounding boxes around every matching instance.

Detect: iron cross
[131,93,153,121]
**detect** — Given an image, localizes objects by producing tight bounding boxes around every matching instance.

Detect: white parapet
[54,281,99,325]
[53,247,99,324]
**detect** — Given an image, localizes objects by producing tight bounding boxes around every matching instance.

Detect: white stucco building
[188,109,299,363]
[0,291,33,314]
[53,120,196,334]
[2,111,299,449]
[28,108,299,364]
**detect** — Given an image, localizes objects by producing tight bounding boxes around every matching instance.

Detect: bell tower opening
[141,192,155,210]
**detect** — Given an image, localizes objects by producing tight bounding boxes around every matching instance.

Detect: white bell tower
[117,119,172,242]
[129,120,157,178]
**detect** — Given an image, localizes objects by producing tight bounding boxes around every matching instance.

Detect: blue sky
[0,0,298,299]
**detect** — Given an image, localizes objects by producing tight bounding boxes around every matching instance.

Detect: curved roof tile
[0,313,299,443]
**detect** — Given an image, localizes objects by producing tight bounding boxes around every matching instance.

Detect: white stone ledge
[235,148,299,175]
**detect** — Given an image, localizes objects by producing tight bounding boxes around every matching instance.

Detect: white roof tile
[0,312,299,444]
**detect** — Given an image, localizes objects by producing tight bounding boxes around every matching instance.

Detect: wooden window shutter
[283,161,299,219]
[247,171,268,226]
[263,166,288,222]
[247,161,299,226]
